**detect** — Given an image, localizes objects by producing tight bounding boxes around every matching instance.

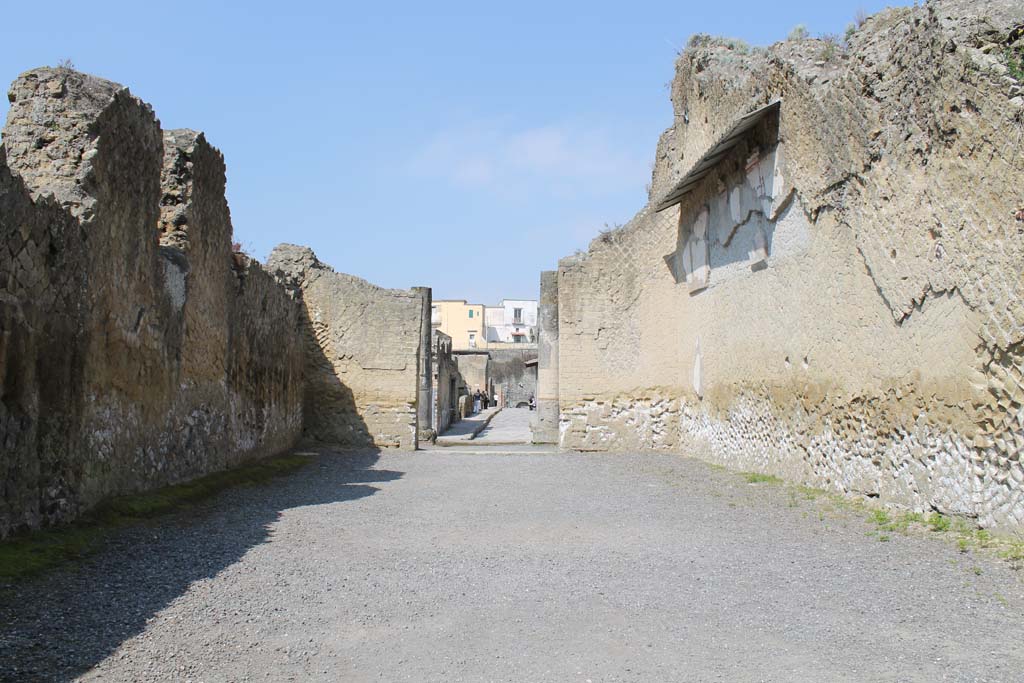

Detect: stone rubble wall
[268,244,427,450]
[0,68,302,538]
[488,347,538,408]
[556,0,1024,529]
[432,330,462,435]
[453,352,489,397]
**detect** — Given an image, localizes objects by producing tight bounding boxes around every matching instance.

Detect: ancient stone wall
[556,0,1024,529]
[432,330,462,434]
[454,352,489,397]
[488,348,538,408]
[268,244,428,450]
[0,68,302,538]
[534,271,560,443]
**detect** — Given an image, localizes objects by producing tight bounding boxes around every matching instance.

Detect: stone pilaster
[533,270,559,444]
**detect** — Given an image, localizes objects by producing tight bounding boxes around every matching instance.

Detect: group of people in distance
[472,389,491,414]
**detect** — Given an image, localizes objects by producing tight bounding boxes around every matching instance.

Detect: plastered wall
[556,0,1024,529]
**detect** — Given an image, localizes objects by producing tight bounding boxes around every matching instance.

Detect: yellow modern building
[432,300,487,350]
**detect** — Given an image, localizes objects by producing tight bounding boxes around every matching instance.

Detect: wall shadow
[0,446,400,682]
[293,291,380,448]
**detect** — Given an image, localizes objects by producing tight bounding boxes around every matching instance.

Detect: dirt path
[2,447,1023,682]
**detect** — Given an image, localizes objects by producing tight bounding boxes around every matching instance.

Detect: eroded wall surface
[454,352,489,396]
[432,331,462,435]
[0,68,302,538]
[489,348,538,408]
[556,0,1024,529]
[268,244,427,450]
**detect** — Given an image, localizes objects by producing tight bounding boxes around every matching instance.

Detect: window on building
[513,307,523,324]
[468,332,477,348]
[468,310,474,318]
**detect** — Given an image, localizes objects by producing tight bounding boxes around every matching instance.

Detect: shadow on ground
[0,447,400,683]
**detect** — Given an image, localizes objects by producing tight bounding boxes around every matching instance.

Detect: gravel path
[2,447,1023,682]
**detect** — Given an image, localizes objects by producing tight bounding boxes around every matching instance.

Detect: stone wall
[432,330,462,434]
[454,352,489,397]
[0,68,302,538]
[555,0,1024,529]
[489,347,538,408]
[268,244,428,450]
[534,271,559,443]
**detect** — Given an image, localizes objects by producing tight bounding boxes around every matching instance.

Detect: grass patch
[742,472,783,485]
[928,513,952,533]
[1005,45,1024,81]
[860,507,1024,570]
[0,452,312,581]
[796,485,825,500]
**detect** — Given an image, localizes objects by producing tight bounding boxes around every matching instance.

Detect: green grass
[927,513,952,533]
[860,506,1024,570]
[742,472,783,485]
[0,452,312,581]
[1005,45,1024,81]
[705,459,1024,571]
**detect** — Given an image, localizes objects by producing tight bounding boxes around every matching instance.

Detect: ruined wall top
[160,129,227,251]
[268,243,421,298]
[3,67,159,220]
[647,0,1024,208]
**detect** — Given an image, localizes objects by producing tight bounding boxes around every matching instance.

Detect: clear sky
[0,0,909,305]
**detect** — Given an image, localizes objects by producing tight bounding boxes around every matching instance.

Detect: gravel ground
[2,447,1023,682]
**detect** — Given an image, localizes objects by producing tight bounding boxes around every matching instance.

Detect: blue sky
[1,0,908,304]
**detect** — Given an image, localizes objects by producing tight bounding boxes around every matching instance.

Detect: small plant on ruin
[1004,45,1024,81]
[817,34,842,63]
[788,25,809,41]
[598,222,623,244]
[687,33,713,49]
[230,241,249,270]
[725,38,750,55]
[55,58,75,70]
[844,23,857,47]
[855,7,868,28]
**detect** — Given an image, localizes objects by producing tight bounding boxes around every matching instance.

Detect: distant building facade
[432,299,487,350]
[485,299,537,344]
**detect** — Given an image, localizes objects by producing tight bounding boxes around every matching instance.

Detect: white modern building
[485,299,538,344]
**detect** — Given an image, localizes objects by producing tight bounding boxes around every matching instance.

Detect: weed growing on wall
[1005,45,1024,81]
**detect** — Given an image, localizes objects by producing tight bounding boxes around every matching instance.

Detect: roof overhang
[655,100,781,213]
